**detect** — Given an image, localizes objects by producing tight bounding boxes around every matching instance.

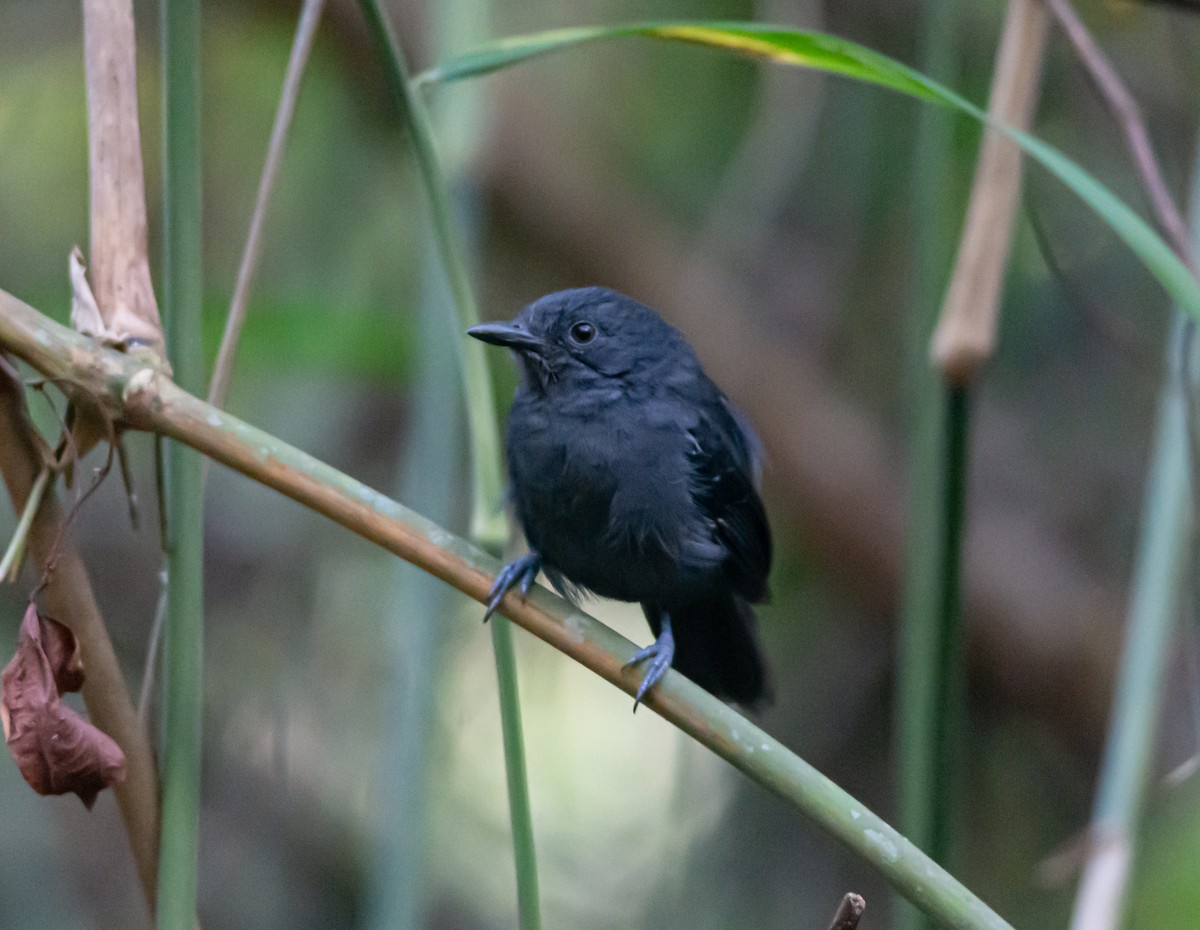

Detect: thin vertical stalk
[356,3,541,928]
[365,0,489,924]
[157,0,205,927]
[897,1,959,928]
[356,0,504,549]
[364,250,461,930]
[902,3,1048,925]
[488,612,540,926]
[1067,152,1200,930]
[930,385,970,860]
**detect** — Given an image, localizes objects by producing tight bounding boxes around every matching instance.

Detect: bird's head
[467,287,694,393]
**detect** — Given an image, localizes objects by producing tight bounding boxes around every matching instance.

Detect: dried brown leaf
[40,613,85,694]
[69,247,107,342]
[2,603,125,808]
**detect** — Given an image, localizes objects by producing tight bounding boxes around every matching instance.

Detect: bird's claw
[483,553,542,622]
[623,621,675,711]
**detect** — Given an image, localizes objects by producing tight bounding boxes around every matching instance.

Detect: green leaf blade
[420,19,1200,321]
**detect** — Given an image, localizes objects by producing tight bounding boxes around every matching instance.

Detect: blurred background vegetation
[2,0,1200,927]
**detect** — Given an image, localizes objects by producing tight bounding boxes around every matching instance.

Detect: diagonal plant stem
[0,286,1014,930]
[1067,315,1192,930]
[0,464,49,581]
[1065,144,1200,930]
[1042,0,1193,267]
[356,0,506,546]
[355,3,541,927]
[1037,6,1200,927]
[208,0,327,411]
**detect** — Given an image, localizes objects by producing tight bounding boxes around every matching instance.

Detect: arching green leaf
[419,21,1200,322]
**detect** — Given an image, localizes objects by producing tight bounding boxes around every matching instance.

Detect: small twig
[115,433,138,529]
[32,408,117,598]
[1024,184,1154,364]
[825,893,866,930]
[155,434,170,549]
[137,566,169,729]
[207,0,327,411]
[1042,0,1195,268]
[0,466,50,581]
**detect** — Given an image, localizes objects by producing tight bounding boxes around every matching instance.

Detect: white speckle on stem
[34,330,52,346]
[864,828,899,863]
[850,809,861,820]
[561,613,586,642]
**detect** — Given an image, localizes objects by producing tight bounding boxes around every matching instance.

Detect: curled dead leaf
[1,603,125,808]
[69,246,106,341]
[39,612,85,694]
[62,248,170,477]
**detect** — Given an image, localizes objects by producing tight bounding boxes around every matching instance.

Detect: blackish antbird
[468,287,772,709]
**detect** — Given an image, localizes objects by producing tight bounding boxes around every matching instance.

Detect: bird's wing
[687,396,772,603]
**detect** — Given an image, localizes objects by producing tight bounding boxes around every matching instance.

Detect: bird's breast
[505,392,722,604]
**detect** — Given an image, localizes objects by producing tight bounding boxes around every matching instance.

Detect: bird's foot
[483,553,542,622]
[623,619,675,711]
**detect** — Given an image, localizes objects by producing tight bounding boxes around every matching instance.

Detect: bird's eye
[569,321,597,345]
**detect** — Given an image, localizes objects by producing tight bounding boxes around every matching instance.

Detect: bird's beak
[467,321,544,353]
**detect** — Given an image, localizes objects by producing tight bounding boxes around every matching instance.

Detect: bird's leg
[482,552,542,622]
[624,614,675,711]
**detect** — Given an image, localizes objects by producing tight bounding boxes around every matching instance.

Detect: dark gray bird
[468,287,772,709]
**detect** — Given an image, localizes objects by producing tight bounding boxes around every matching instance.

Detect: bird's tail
[647,592,772,710]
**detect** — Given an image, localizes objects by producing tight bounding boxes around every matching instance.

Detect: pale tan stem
[81,0,165,353]
[930,0,1051,384]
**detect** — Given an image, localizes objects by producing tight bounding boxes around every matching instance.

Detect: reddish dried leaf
[2,603,125,808]
[39,614,85,694]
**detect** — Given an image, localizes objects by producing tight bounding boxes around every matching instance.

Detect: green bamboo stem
[0,287,1013,930]
[364,0,490,921]
[898,4,960,928]
[157,0,205,927]
[1067,314,1191,930]
[356,0,505,547]
[364,264,460,930]
[1067,174,1200,927]
[356,3,540,926]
